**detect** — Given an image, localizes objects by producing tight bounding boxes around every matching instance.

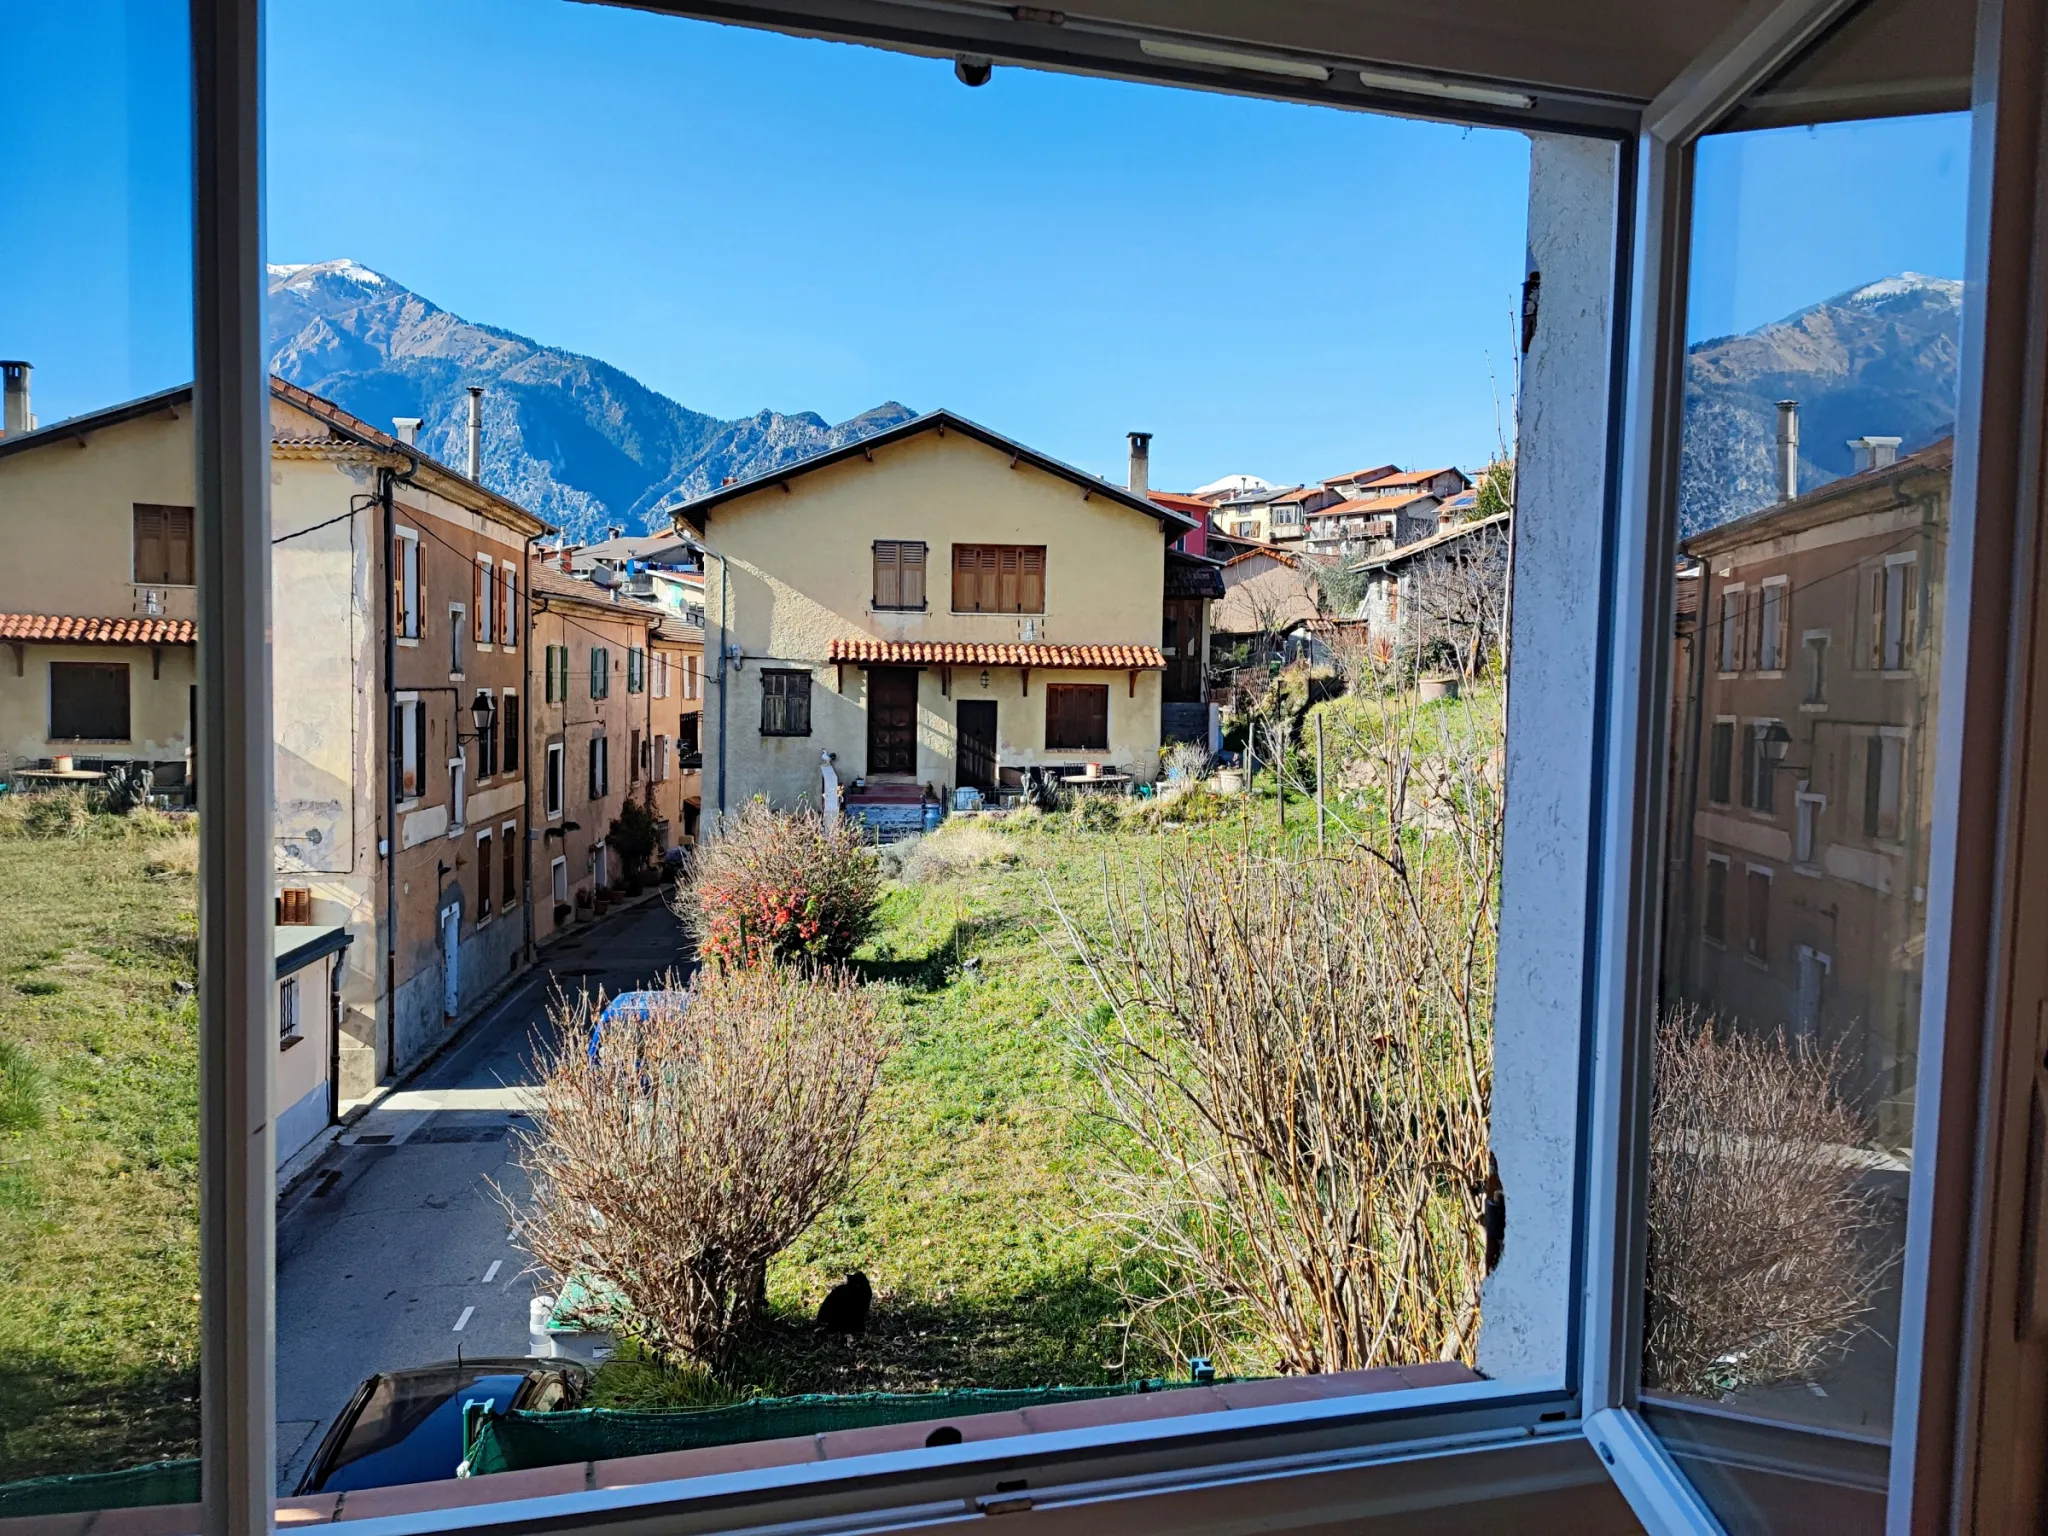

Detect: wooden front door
[1163,599,1205,703]
[867,667,919,775]
[955,700,998,791]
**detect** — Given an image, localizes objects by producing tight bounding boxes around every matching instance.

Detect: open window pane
[1649,51,1972,1520]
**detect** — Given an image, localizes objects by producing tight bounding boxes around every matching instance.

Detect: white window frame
[550,853,568,906]
[475,824,494,921]
[1801,627,1830,708]
[278,975,300,1045]
[1794,787,1824,871]
[500,561,518,653]
[1716,581,1744,674]
[449,602,466,679]
[1880,550,1919,673]
[395,689,425,805]
[501,818,520,912]
[180,7,2039,1534]
[449,752,467,832]
[544,739,564,820]
[499,687,519,776]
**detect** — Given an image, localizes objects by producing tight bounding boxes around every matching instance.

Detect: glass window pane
[1649,75,1971,1524]
[0,0,199,1506]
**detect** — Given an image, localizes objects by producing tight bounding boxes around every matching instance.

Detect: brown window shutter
[1084,684,1107,748]
[134,505,164,584]
[475,563,488,640]
[903,542,926,609]
[167,508,195,585]
[1020,547,1045,613]
[874,542,901,608]
[998,547,1020,612]
[952,545,973,612]
[978,546,999,612]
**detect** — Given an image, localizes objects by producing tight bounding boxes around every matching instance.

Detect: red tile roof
[0,613,195,645]
[828,638,1164,669]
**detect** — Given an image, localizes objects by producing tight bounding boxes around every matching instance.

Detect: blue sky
[0,0,1973,490]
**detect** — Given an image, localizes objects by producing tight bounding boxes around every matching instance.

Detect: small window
[1872,554,1920,670]
[1703,857,1729,945]
[1717,585,1744,672]
[1803,633,1828,704]
[651,651,669,699]
[500,692,520,774]
[475,557,494,645]
[1757,577,1787,670]
[393,529,421,640]
[588,734,610,800]
[477,830,494,918]
[396,696,428,800]
[499,563,517,651]
[1741,721,1776,814]
[1045,683,1110,752]
[550,855,568,906]
[1707,720,1734,805]
[590,646,609,699]
[474,690,498,778]
[952,544,1046,614]
[627,647,645,694]
[48,662,130,741]
[678,712,700,759]
[873,540,929,610]
[449,605,465,676]
[502,820,519,908]
[545,645,569,703]
[1795,791,1823,866]
[279,977,301,1045]
[761,670,812,736]
[451,753,468,828]
[544,741,564,819]
[1864,733,1905,841]
[133,504,195,586]
[652,734,669,782]
[630,728,642,785]
[1744,866,1772,963]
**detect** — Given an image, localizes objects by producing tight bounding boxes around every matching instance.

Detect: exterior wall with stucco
[0,404,199,622]
[529,579,655,946]
[696,429,1169,816]
[0,640,195,770]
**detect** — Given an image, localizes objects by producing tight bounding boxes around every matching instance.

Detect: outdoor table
[13,769,107,783]
[1059,771,1132,794]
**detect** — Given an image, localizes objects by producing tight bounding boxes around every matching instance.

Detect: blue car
[588,986,692,1062]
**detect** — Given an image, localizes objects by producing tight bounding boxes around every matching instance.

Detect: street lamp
[1758,720,1793,765]
[458,691,497,744]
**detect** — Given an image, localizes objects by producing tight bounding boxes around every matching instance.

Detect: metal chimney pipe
[1,361,32,437]
[466,386,484,480]
[392,416,422,447]
[1775,399,1799,503]
[1127,431,1152,497]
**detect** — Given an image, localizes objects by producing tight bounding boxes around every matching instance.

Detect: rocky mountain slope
[265,260,913,539]
[1680,272,1962,536]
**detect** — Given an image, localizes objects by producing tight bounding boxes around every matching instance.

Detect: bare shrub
[509,966,890,1366]
[1161,741,1210,784]
[1644,1011,1892,1398]
[675,799,882,969]
[900,821,1015,885]
[1060,809,1498,1375]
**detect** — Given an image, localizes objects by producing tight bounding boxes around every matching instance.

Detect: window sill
[950,610,1048,618]
[1755,669,1785,680]
[871,605,929,614]
[1799,701,1828,713]
[279,1034,304,1052]
[1744,954,1770,971]
[1795,862,1823,877]
[397,637,420,648]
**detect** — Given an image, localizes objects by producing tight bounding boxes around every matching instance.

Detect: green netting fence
[463,1382,1179,1477]
[0,1458,202,1519]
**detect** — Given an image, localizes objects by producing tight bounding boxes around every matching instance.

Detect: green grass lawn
[0,801,200,1481]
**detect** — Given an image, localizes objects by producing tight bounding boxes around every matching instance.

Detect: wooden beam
[7,642,21,678]
[153,645,164,680]
[1128,668,1137,698]
[1021,667,1030,697]
[941,665,951,697]
[836,661,845,692]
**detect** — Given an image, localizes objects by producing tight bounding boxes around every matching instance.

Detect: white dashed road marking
[453,1306,475,1332]
[482,1260,502,1284]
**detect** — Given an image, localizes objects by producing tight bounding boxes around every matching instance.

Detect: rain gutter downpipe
[715,549,729,819]
[379,457,416,1074]
[521,531,536,963]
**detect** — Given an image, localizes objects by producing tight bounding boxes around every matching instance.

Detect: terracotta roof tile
[828,638,1164,669]
[0,613,195,645]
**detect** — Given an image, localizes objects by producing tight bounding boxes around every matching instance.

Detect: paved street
[273,897,690,1494]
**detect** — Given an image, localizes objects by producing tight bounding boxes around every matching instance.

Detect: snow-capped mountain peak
[266,258,390,291]
[1842,271,1962,308]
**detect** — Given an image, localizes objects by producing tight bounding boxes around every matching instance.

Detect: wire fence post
[1316,712,1326,853]
[1273,720,1285,830]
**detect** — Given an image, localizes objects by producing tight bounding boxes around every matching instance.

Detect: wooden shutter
[1901,561,1920,660]
[1869,569,1886,667]
[902,543,926,609]
[475,563,489,642]
[874,543,902,609]
[478,834,493,915]
[134,506,165,584]
[500,566,516,650]
[502,693,520,772]
[953,545,976,611]
[1019,547,1045,613]
[165,507,194,585]
[997,547,1021,612]
[503,825,518,905]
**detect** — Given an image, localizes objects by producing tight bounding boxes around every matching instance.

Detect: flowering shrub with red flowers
[676,800,882,970]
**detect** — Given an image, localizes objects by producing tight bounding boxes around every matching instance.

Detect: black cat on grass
[816,1271,872,1335]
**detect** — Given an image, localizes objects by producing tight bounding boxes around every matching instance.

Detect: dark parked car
[293,1358,590,1495]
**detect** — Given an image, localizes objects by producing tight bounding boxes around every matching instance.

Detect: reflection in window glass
[1652,108,1968,1478]
[0,0,200,1496]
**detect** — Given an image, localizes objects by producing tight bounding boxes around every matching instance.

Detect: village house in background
[1353,509,1512,658]
[1664,430,1950,1144]
[647,616,706,847]
[676,411,1201,831]
[0,369,550,1157]
[529,559,661,939]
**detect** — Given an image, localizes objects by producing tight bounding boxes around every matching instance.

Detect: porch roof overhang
[827,638,1165,669]
[0,613,196,645]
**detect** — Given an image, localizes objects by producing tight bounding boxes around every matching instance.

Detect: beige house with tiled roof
[673,410,1195,819]
[0,376,550,1154]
